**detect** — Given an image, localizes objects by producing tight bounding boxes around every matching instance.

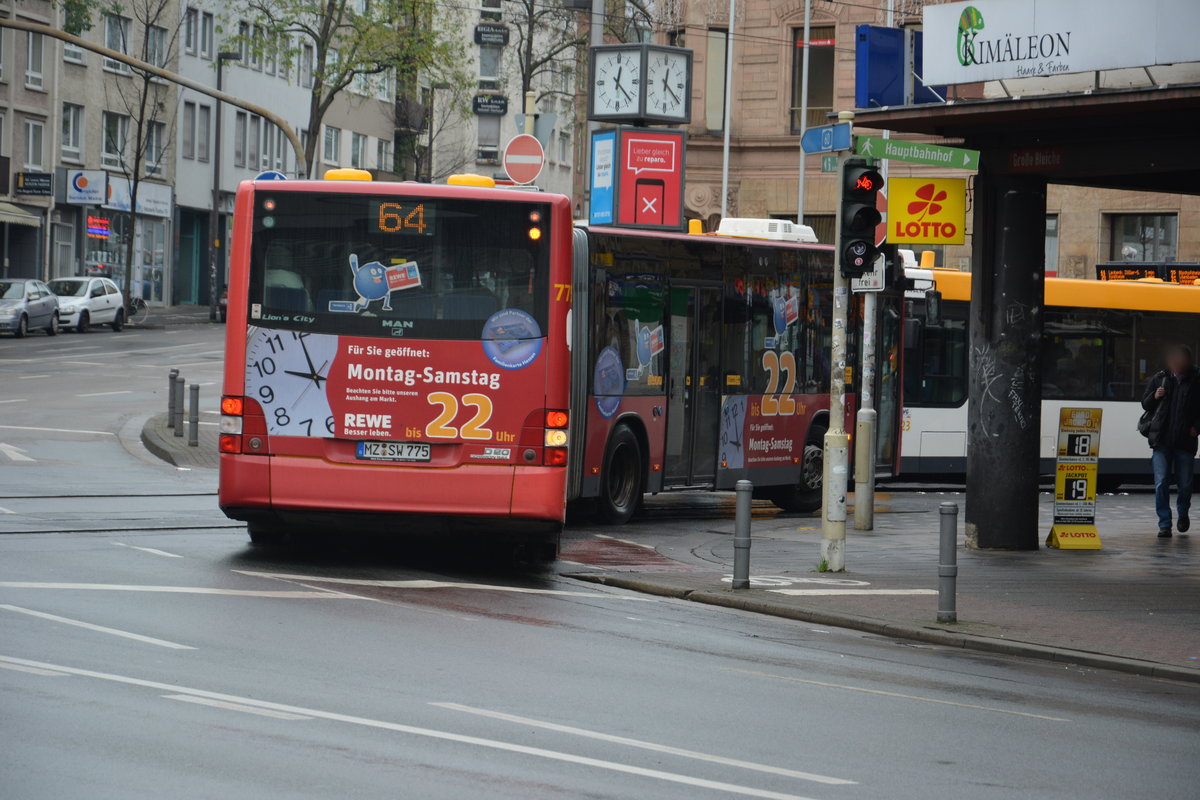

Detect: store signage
[472,95,508,116]
[474,24,509,46]
[886,178,966,245]
[1047,407,1103,550]
[924,0,1200,85]
[14,172,53,196]
[87,215,111,239]
[588,130,616,225]
[66,169,108,205]
[615,127,685,230]
[104,176,173,218]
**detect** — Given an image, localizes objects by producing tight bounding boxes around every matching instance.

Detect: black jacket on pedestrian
[1142,367,1200,454]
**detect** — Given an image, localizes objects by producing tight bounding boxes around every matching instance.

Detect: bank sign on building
[923,0,1199,84]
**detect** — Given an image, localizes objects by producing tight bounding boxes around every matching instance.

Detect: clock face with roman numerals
[244,327,338,437]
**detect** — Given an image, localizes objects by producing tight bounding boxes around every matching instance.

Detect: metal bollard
[938,502,959,622]
[188,384,200,447]
[732,480,753,590]
[173,376,185,437]
[167,369,179,427]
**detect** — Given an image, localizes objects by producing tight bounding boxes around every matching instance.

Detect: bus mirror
[903,317,923,350]
[925,289,942,327]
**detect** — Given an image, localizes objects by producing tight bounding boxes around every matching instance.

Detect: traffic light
[840,159,884,278]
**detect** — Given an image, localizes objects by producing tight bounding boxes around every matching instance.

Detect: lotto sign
[1047,407,1103,550]
[886,178,966,245]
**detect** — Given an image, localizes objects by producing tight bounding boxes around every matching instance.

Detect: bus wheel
[247,522,289,546]
[597,425,644,525]
[770,427,825,513]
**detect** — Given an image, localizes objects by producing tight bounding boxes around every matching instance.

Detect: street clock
[588,44,693,125]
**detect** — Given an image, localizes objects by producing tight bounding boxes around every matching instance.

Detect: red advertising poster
[718,393,821,470]
[615,128,685,230]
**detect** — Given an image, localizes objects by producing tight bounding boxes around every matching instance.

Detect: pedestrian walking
[1140,344,1200,537]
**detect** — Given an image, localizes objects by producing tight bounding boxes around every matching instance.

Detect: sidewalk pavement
[566,490,1200,683]
[152,304,224,327]
[141,411,219,468]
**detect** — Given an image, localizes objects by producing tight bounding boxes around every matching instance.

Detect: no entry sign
[502,134,544,184]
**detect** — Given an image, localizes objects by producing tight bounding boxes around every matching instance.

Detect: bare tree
[506,0,588,101]
[102,0,182,308]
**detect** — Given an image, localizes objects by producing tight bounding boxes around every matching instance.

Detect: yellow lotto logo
[887,178,967,245]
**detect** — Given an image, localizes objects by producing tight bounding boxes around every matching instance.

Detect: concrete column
[966,169,1047,550]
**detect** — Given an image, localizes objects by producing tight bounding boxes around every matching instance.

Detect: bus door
[874,295,904,477]
[664,283,722,487]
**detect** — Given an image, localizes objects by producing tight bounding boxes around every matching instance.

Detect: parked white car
[47,277,125,332]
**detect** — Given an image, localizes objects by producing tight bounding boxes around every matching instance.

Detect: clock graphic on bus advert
[244,327,338,436]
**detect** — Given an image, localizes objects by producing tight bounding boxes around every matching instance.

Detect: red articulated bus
[218,172,903,553]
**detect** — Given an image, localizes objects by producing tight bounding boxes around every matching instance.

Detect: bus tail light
[545,410,568,429]
[544,447,568,467]
[544,429,568,447]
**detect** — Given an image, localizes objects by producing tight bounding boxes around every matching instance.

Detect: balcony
[395,95,427,135]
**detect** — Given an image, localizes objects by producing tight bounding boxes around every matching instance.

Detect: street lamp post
[209,51,241,321]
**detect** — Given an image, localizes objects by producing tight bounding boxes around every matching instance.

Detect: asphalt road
[2,325,1198,800]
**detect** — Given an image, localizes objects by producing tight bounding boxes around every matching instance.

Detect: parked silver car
[0,279,59,337]
[48,277,124,332]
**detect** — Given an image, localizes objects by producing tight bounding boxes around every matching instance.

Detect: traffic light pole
[820,118,856,572]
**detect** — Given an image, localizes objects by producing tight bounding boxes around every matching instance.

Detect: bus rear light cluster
[543,410,568,465]
[219,395,269,457]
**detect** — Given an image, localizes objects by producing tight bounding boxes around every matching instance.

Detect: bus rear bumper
[219,453,566,531]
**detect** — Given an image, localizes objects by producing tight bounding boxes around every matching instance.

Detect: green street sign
[855,136,979,170]
[821,155,838,173]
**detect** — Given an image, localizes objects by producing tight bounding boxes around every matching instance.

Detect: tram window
[1043,308,1131,400]
[903,300,968,407]
[1134,312,1200,388]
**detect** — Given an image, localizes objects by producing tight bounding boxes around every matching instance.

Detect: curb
[575,574,1200,685]
[139,415,180,467]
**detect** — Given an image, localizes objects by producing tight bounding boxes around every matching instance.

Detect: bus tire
[769,426,825,513]
[596,425,644,525]
[247,522,288,546]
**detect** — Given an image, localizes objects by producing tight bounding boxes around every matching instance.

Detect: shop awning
[0,201,42,227]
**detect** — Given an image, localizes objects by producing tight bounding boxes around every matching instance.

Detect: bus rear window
[247,193,550,340]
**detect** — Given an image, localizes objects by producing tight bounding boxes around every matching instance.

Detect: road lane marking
[433,702,855,786]
[0,398,27,404]
[163,694,312,720]
[61,361,105,366]
[0,582,352,598]
[0,655,823,800]
[112,542,183,558]
[0,506,14,514]
[0,661,69,677]
[0,443,35,462]
[17,374,50,380]
[233,570,656,599]
[767,589,938,596]
[0,424,114,436]
[78,390,133,398]
[0,605,195,650]
[725,668,1069,722]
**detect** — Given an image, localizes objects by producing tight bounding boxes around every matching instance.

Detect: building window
[237,21,250,62]
[704,29,727,132]
[183,8,198,55]
[352,73,369,95]
[146,121,166,175]
[197,105,211,161]
[802,214,836,246]
[200,12,214,60]
[145,25,167,68]
[181,101,196,159]
[476,115,500,163]
[233,110,247,167]
[23,119,44,169]
[1045,214,1059,276]
[790,26,835,134]
[275,127,287,171]
[558,131,569,164]
[265,33,276,75]
[324,126,341,164]
[300,43,314,88]
[479,44,501,88]
[480,0,502,21]
[376,70,392,102]
[350,132,366,169]
[1110,213,1178,263]
[250,24,263,70]
[25,32,44,89]
[249,115,261,168]
[102,112,128,168]
[104,14,131,73]
[61,103,83,161]
[376,137,391,172]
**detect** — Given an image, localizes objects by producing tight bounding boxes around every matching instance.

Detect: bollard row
[167,368,203,448]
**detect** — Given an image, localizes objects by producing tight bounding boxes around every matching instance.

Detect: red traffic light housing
[840,159,884,278]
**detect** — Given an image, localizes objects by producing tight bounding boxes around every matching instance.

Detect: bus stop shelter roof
[851,84,1200,195]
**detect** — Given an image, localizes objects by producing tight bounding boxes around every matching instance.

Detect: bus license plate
[356,441,431,462]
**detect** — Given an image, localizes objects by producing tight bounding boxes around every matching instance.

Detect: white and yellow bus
[901,270,1200,489]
